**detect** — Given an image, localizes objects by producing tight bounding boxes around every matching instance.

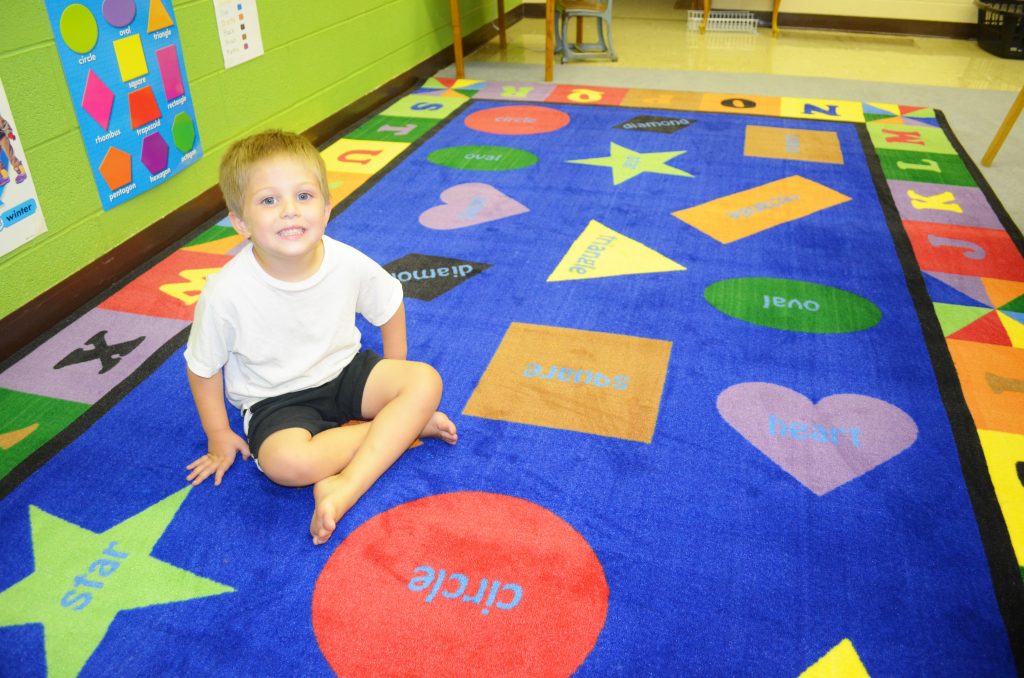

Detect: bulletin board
[45,0,202,210]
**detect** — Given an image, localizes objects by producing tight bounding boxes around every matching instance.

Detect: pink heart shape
[419,183,529,230]
[717,382,918,496]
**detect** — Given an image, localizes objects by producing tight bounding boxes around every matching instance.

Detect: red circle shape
[465,105,570,135]
[312,492,608,677]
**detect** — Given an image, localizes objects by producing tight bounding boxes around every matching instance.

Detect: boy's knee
[407,361,443,402]
[258,443,317,486]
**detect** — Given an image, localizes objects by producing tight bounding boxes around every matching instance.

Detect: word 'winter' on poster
[0,77,47,258]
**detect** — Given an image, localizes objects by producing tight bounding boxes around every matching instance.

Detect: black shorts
[246,349,383,458]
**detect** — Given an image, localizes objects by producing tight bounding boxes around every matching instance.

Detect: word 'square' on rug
[1,78,1023,676]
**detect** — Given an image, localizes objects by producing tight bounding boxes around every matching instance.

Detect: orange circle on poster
[465,105,570,135]
[312,492,608,677]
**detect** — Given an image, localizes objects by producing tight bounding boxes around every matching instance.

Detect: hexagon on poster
[171,112,196,152]
[98,146,132,190]
[141,132,169,175]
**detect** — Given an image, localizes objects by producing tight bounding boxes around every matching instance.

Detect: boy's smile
[229,155,331,281]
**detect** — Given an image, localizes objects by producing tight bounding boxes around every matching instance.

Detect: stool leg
[982,86,1024,167]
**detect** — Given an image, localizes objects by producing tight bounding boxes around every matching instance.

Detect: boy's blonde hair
[219,129,330,217]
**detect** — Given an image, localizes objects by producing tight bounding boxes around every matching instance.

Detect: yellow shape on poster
[148,0,175,32]
[998,312,1024,348]
[781,97,865,123]
[113,34,148,82]
[977,429,1024,567]
[321,138,408,176]
[0,423,39,450]
[799,639,871,678]
[548,220,685,282]
[673,175,852,244]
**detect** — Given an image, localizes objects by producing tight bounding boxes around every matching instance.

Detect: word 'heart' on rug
[419,182,529,230]
[717,382,919,495]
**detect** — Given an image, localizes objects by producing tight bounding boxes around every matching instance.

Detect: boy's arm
[379,301,407,360]
[185,367,250,486]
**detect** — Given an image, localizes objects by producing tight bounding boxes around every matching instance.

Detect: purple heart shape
[419,183,529,230]
[717,382,918,496]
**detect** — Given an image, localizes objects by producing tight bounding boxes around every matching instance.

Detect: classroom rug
[1,78,1023,677]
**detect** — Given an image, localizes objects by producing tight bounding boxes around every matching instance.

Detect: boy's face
[229,154,331,278]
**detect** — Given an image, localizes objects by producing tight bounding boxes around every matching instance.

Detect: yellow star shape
[568,142,694,185]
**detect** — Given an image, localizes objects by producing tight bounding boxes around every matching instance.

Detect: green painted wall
[0,0,512,320]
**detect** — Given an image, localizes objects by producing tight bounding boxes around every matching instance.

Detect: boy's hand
[186,429,250,486]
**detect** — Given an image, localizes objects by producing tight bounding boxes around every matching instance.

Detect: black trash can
[976,0,1024,58]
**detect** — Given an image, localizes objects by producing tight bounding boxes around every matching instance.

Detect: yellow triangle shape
[548,220,685,282]
[997,311,1024,348]
[799,639,871,678]
[148,0,174,32]
[0,423,39,450]
[983,277,1024,308]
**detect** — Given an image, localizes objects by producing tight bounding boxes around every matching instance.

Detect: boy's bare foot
[310,474,356,545]
[421,411,458,445]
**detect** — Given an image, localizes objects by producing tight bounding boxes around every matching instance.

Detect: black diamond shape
[384,253,491,301]
[614,115,694,134]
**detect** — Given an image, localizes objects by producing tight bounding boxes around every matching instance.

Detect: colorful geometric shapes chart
[419,183,528,230]
[744,125,844,165]
[427,145,538,171]
[99,146,132,190]
[112,33,148,82]
[704,278,881,333]
[0,488,233,678]
[312,492,608,676]
[0,308,188,406]
[417,76,485,98]
[568,142,693,185]
[81,70,115,130]
[799,639,871,678]
[102,0,136,27]
[383,253,490,301]
[888,180,1002,230]
[0,389,88,479]
[717,382,919,496]
[171,112,196,152]
[60,4,99,53]
[141,132,169,174]
[148,0,174,31]
[547,219,685,282]
[155,44,185,101]
[464,105,570,135]
[673,175,851,244]
[615,114,694,134]
[128,86,161,128]
[463,322,672,443]
[903,221,1024,281]
[977,430,1024,576]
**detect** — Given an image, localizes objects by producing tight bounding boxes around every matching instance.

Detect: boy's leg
[310,359,455,545]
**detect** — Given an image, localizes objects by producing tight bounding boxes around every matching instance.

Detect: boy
[184,130,457,545]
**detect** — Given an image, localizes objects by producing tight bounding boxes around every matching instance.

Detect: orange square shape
[946,339,1024,435]
[326,171,370,207]
[463,322,672,443]
[99,249,232,321]
[699,92,781,117]
[673,175,851,244]
[744,125,844,165]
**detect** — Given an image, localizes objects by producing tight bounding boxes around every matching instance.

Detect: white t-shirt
[184,236,403,414]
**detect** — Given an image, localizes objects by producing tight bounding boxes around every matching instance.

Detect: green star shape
[568,142,694,185]
[0,487,233,677]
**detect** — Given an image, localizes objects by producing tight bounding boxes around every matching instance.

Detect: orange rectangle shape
[672,175,851,244]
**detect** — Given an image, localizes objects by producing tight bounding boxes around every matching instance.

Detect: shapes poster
[45,0,202,210]
[0,77,47,257]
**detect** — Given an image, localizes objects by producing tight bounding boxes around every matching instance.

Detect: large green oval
[704,277,882,333]
[427,145,538,171]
